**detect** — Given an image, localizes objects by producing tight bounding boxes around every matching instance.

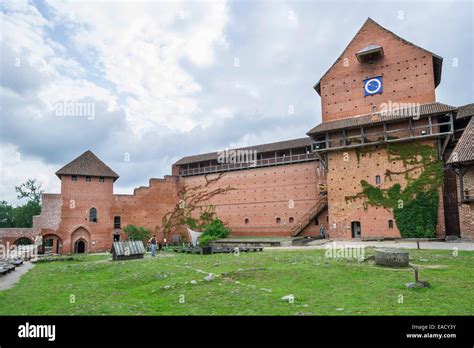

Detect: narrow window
[289,217,294,223]
[276,217,281,224]
[99,176,105,182]
[114,216,121,228]
[89,208,97,223]
[388,220,394,229]
[244,218,249,225]
[375,175,381,185]
[314,217,319,225]
[85,176,92,182]
[71,175,77,181]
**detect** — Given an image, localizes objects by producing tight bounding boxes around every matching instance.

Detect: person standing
[320,225,325,239]
[149,235,157,257]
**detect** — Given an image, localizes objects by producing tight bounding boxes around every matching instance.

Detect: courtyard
[0,246,473,315]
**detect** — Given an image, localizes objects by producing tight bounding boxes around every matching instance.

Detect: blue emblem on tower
[363,76,383,96]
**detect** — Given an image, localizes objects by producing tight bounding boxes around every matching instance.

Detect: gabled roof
[55,150,119,181]
[307,102,456,135]
[456,103,474,119]
[313,17,443,95]
[174,138,312,166]
[447,117,474,165]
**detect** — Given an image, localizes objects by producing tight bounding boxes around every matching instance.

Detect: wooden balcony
[178,153,317,177]
[310,114,454,153]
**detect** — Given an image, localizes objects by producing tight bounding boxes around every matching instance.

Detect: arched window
[289,217,294,223]
[388,220,394,229]
[276,217,281,224]
[244,218,249,225]
[89,208,97,223]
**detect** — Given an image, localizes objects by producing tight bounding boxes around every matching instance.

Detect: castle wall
[326,140,445,239]
[112,176,183,242]
[183,161,327,237]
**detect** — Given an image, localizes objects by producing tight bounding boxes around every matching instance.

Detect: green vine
[345,142,443,238]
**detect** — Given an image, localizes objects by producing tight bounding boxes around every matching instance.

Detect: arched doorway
[70,227,91,254]
[74,239,87,254]
[351,221,361,238]
[42,234,63,254]
[14,238,33,246]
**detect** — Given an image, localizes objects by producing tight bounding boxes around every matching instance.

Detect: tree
[12,201,41,228]
[15,178,44,204]
[123,225,151,243]
[0,201,14,228]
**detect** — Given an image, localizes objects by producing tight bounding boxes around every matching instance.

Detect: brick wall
[458,167,474,239]
[112,176,183,242]
[326,140,445,239]
[320,19,436,122]
[0,228,37,247]
[183,161,327,237]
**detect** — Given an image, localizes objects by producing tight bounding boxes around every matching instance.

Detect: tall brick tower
[54,150,119,254]
[308,18,456,239]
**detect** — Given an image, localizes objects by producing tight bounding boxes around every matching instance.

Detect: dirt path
[0,262,35,291]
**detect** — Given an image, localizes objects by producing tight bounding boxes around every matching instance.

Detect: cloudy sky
[0,0,472,205]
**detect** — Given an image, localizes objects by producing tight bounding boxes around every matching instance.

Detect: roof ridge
[55,150,119,181]
[314,17,443,94]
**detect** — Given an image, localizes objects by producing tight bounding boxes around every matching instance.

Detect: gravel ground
[0,262,35,291]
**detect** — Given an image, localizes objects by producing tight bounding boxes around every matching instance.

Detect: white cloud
[0,144,60,205]
[46,0,230,132]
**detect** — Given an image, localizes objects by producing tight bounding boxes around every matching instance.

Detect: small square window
[99,177,105,182]
[85,176,92,182]
[71,175,77,181]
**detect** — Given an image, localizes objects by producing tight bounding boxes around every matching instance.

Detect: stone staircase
[291,196,328,237]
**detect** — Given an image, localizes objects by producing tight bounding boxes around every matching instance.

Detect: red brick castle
[1,18,472,254]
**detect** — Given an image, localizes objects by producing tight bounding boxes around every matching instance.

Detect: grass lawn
[0,248,473,315]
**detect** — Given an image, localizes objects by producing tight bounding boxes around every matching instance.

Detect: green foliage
[0,201,14,227]
[198,218,230,246]
[346,143,443,238]
[123,225,151,242]
[394,191,438,238]
[15,178,44,204]
[161,173,235,241]
[0,179,44,228]
[12,201,41,228]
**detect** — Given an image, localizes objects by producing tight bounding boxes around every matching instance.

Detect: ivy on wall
[160,173,235,240]
[346,142,444,238]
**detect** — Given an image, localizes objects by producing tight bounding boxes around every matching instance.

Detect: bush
[198,219,230,246]
[123,225,151,243]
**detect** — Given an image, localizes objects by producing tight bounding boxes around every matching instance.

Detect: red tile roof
[55,150,119,181]
[448,117,474,165]
[307,102,456,135]
[174,138,312,166]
